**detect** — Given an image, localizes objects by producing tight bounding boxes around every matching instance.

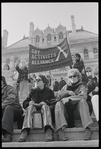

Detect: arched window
[84,49,89,59]
[93,48,98,54]
[59,32,63,41]
[47,34,51,43]
[86,67,92,77]
[54,36,56,42]
[42,38,44,43]
[93,48,98,58]
[36,35,40,43]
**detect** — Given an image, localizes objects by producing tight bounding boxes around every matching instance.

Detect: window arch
[59,32,63,41]
[47,34,51,42]
[93,48,98,54]
[93,47,98,58]
[36,35,40,43]
[84,49,89,59]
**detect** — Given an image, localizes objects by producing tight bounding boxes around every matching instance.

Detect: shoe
[57,128,68,141]
[2,134,12,142]
[84,127,92,140]
[18,129,28,142]
[45,128,53,142]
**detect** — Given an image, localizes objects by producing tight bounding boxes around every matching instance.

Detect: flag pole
[66,32,72,69]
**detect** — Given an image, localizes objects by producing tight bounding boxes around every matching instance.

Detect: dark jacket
[73,60,84,73]
[23,86,55,109]
[2,85,23,113]
[53,81,59,91]
[16,65,28,83]
[59,79,66,90]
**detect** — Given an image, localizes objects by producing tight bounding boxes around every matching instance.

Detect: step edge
[2,140,99,147]
[13,127,99,133]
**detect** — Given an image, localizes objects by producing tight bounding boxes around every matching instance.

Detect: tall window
[93,48,98,58]
[36,35,40,44]
[47,34,51,42]
[42,38,44,43]
[54,36,56,42]
[47,34,51,45]
[84,49,89,59]
[59,32,63,41]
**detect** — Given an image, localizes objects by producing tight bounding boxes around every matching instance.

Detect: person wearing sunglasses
[55,68,93,141]
[72,53,88,85]
[18,74,55,142]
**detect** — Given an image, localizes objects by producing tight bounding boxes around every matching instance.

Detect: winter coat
[59,80,66,90]
[2,85,23,113]
[16,65,28,83]
[53,81,59,91]
[73,60,84,73]
[60,80,88,100]
[23,86,55,109]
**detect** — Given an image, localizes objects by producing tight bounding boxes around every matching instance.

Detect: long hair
[67,68,82,82]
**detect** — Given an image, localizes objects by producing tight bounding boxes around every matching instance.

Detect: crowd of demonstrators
[15,60,29,101]
[59,77,67,91]
[2,76,23,142]
[18,75,55,142]
[3,64,10,70]
[54,69,93,140]
[46,75,51,88]
[28,73,37,91]
[2,56,99,142]
[53,78,59,92]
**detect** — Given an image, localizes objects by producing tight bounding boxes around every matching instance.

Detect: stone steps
[2,140,99,147]
[3,116,98,147]
[11,126,99,142]
[2,125,99,147]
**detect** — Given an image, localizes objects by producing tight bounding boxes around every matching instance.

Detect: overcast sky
[1,2,98,46]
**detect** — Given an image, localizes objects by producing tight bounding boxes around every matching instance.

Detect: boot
[2,133,12,142]
[18,129,28,142]
[45,128,53,142]
[57,128,68,141]
[84,127,92,140]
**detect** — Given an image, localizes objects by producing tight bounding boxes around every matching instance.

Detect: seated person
[2,76,23,142]
[55,69,93,141]
[18,75,55,142]
[91,77,99,123]
[86,76,98,115]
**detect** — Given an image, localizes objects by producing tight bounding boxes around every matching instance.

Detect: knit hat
[2,76,7,85]
[75,53,81,59]
[38,75,49,85]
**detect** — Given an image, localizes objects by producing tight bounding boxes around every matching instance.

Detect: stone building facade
[2,15,98,85]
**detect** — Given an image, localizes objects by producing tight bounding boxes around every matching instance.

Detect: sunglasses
[69,75,77,78]
[36,78,42,82]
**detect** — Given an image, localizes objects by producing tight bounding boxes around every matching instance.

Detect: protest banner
[29,38,73,73]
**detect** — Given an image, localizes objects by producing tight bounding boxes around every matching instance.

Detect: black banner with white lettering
[28,38,73,73]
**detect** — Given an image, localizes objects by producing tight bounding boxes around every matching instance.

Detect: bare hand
[68,91,75,96]
[94,86,99,92]
[39,101,46,106]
